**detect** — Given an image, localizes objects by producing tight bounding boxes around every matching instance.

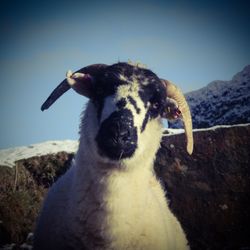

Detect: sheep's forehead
[116,75,140,99]
[104,70,151,109]
[98,64,165,127]
[118,72,150,87]
[100,73,147,124]
[94,62,166,117]
[99,64,163,101]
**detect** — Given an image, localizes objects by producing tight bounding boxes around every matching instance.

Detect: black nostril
[119,129,130,143]
[120,129,129,137]
[108,123,130,144]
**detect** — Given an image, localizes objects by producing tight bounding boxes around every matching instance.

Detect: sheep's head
[41,62,193,162]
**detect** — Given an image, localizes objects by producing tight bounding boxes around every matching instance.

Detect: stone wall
[155,124,250,249]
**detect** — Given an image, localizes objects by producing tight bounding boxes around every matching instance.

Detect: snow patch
[163,123,250,137]
[0,140,78,168]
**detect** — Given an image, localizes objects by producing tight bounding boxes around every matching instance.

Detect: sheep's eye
[148,100,162,118]
[152,102,159,110]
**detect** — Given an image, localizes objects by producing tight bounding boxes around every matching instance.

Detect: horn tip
[187,145,193,155]
[41,102,49,111]
[41,105,46,112]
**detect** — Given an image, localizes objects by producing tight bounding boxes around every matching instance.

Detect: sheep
[34,62,193,250]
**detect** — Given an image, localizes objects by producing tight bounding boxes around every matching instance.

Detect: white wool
[100,95,117,123]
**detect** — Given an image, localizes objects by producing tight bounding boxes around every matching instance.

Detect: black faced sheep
[34,62,193,250]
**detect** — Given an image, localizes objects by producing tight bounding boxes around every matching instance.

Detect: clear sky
[0,0,249,149]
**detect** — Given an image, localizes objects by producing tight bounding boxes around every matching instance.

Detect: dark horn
[41,64,107,111]
[41,79,70,111]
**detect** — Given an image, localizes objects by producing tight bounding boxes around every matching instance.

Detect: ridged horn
[161,79,194,155]
[41,64,107,111]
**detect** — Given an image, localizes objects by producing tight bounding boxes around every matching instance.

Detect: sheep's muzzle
[95,109,138,160]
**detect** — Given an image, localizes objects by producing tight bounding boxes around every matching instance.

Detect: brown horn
[41,64,107,111]
[161,79,194,155]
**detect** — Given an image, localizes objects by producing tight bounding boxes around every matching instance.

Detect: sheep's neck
[104,164,154,212]
[73,152,160,247]
[103,162,160,247]
[75,149,155,209]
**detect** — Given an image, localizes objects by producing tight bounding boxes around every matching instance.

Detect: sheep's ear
[41,64,107,111]
[66,70,94,97]
[161,79,194,155]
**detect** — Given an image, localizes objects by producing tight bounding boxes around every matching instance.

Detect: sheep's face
[42,62,193,160]
[91,63,166,161]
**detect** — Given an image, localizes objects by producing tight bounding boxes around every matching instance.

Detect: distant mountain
[170,65,250,128]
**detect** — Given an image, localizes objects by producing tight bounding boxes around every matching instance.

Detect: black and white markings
[94,63,166,160]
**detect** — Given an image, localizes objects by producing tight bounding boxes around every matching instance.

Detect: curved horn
[41,64,107,111]
[161,79,194,155]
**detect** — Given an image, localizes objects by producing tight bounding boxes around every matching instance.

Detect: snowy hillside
[0,140,78,168]
[170,65,250,128]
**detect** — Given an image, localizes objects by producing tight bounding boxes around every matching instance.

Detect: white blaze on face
[100,95,117,123]
[116,76,147,131]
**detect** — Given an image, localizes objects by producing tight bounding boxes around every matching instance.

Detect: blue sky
[0,0,249,149]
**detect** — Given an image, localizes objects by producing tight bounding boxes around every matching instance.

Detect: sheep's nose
[108,122,131,145]
[95,110,138,160]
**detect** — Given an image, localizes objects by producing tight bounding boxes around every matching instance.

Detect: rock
[155,124,250,250]
[0,152,74,247]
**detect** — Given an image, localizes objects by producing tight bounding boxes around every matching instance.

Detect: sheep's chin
[96,152,132,168]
